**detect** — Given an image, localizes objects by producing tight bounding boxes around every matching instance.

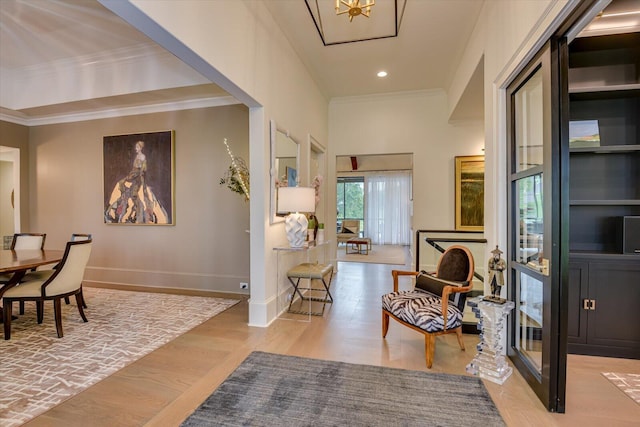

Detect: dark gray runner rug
[182,351,505,426]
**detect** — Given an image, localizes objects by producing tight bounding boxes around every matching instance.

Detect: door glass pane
[516,271,543,375]
[514,70,544,173]
[516,174,547,274]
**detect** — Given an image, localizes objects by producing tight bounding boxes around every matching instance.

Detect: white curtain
[365,172,412,245]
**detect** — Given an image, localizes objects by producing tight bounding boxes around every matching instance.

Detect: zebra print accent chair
[382,245,475,368]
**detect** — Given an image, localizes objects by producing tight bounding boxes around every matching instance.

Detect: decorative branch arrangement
[312,175,323,207]
[220,138,250,201]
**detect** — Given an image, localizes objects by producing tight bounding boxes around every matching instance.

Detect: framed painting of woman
[103,130,175,225]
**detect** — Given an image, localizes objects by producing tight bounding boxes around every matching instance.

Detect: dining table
[0,249,65,322]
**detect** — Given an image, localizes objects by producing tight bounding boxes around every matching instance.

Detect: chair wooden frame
[3,239,92,340]
[382,245,475,368]
[337,220,361,245]
[4,233,47,315]
[63,234,92,307]
[10,232,46,250]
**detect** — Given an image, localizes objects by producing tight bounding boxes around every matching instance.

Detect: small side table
[465,296,515,385]
[346,238,371,255]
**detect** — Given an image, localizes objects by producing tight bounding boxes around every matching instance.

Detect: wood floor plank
[20,256,640,426]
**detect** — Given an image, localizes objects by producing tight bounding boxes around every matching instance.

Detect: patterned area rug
[603,372,640,405]
[337,244,407,265]
[182,351,505,426]
[0,287,239,427]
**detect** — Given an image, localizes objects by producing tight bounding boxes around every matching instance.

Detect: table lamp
[278,186,316,248]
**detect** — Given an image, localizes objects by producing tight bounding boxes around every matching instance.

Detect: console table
[465,296,515,385]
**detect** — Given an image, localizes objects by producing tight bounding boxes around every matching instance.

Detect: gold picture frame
[103,130,175,225]
[455,155,484,231]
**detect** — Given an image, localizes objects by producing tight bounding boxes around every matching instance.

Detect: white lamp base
[285,213,308,248]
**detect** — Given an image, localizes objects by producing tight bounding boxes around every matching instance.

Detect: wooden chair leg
[455,327,465,351]
[382,311,390,338]
[53,298,64,338]
[64,296,70,305]
[424,334,436,369]
[79,287,88,309]
[36,301,44,324]
[3,300,12,340]
[75,293,88,323]
[19,301,25,315]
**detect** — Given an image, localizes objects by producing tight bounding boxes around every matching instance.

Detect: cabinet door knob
[583,299,590,310]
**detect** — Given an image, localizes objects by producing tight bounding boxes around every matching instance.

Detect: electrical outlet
[240,282,249,290]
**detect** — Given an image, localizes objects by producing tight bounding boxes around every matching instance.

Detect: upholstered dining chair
[63,234,92,307]
[0,233,47,311]
[11,232,47,250]
[20,233,93,310]
[382,245,475,368]
[3,238,92,340]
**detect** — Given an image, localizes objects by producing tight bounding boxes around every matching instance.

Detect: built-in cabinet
[568,32,640,358]
[568,256,640,358]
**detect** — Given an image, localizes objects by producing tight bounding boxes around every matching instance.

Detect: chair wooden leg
[455,327,465,351]
[424,334,435,368]
[79,287,88,309]
[36,301,44,324]
[75,293,88,323]
[19,301,25,315]
[53,298,64,338]
[3,300,12,340]
[382,311,390,338]
[64,296,70,305]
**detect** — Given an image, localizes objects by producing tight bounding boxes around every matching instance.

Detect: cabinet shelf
[570,200,640,206]
[567,32,640,360]
[569,83,640,95]
[570,251,640,260]
[570,144,640,154]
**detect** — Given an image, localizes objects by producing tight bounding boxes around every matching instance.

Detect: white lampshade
[278,187,315,248]
[277,187,316,214]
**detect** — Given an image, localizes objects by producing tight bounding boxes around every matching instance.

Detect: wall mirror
[270,119,300,224]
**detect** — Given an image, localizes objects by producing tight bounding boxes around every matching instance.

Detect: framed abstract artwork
[455,155,484,231]
[103,130,175,225]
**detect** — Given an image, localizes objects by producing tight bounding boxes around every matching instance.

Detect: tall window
[365,173,412,245]
[337,177,364,233]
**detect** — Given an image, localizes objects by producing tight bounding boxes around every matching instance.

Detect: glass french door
[506,40,567,412]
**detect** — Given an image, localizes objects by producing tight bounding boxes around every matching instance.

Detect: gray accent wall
[25,104,250,295]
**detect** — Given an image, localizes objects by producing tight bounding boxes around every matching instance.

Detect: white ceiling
[2,1,638,125]
[0,0,490,124]
[265,0,484,98]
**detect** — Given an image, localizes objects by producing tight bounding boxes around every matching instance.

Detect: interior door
[506,40,567,412]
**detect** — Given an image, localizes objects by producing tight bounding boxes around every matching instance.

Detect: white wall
[100,0,578,325]
[108,0,330,326]
[328,90,484,261]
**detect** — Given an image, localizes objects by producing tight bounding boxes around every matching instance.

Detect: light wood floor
[24,258,640,426]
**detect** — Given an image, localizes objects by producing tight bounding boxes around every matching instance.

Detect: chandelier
[335,0,375,22]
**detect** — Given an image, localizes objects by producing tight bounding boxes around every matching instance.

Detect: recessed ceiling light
[377,71,388,78]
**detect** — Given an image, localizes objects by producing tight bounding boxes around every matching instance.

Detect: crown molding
[0,96,240,127]
[329,89,444,105]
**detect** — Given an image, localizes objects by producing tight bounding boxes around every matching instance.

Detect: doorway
[336,153,412,265]
[0,146,19,247]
